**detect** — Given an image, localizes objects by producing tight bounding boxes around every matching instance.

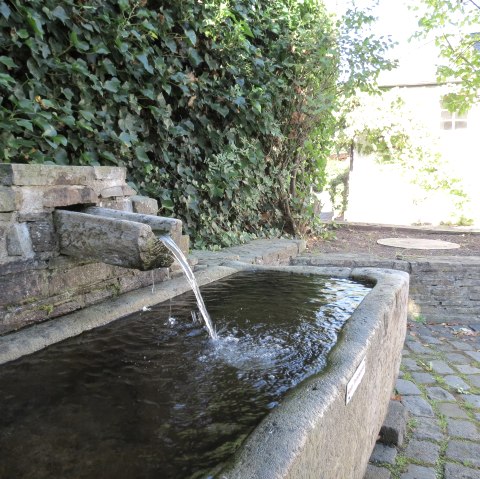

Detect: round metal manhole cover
[377,238,461,250]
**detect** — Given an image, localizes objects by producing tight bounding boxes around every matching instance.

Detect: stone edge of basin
[0,238,305,365]
[217,265,409,479]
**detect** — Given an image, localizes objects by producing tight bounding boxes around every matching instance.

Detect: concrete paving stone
[461,394,480,408]
[446,440,480,467]
[418,334,444,345]
[400,464,436,479]
[430,360,455,375]
[405,341,432,354]
[370,443,397,465]
[444,462,480,479]
[411,372,436,385]
[404,439,440,465]
[380,400,408,446]
[412,417,444,442]
[396,379,422,396]
[426,386,456,402]
[449,341,475,351]
[437,402,470,419]
[401,358,421,371]
[364,464,391,479]
[401,396,434,417]
[465,351,480,362]
[468,375,480,388]
[446,353,471,364]
[457,364,480,374]
[447,418,480,441]
[444,375,471,391]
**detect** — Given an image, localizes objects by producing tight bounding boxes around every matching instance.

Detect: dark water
[0,271,371,479]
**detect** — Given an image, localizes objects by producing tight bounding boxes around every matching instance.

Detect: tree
[414,0,480,112]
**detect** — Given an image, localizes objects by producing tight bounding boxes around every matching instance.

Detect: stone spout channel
[53,207,182,270]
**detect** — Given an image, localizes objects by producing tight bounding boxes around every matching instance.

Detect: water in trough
[0,271,371,479]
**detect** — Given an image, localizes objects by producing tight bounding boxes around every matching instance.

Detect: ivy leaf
[0,1,11,19]
[27,12,44,38]
[16,119,34,132]
[184,29,197,46]
[0,56,18,69]
[188,48,203,67]
[104,77,121,93]
[80,110,95,121]
[119,131,131,146]
[52,6,68,24]
[70,30,89,51]
[0,73,16,88]
[165,38,177,53]
[136,53,154,74]
[135,146,149,162]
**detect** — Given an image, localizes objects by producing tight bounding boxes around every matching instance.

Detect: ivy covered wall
[0,0,346,246]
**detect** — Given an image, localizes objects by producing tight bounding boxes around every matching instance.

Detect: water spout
[159,235,218,340]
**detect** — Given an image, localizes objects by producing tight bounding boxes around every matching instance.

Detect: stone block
[437,402,469,418]
[27,219,56,253]
[426,387,455,402]
[401,396,434,417]
[444,375,470,391]
[447,419,480,440]
[131,195,159,215]
[461,394,480,408]
[6,223,34,257]
[93,166,126,182]
[364,464,391,479]
[412,417,444,442]
[400,464,436,479]
[0,164,97,186]
[98,197,133,211]
[380,400,408,446]
[179,234,190,255]
[98,185,125,198]
[396,379,421,396]
[43,186,97,208]
[404,439,440,465]
[446,440,480,467]
[0,186,15,211]
[411,372,436,384]
[444,462,480,479]
[370,443,397,465]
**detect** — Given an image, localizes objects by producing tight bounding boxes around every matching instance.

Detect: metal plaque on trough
[346,357,366,405]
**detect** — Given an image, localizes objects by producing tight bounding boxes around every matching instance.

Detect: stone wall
[0,164,185,335]
[293,254,480,323]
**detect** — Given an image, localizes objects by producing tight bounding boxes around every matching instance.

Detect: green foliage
[335,90,466,204]
[0,0,395,246]
[413,0,480,113]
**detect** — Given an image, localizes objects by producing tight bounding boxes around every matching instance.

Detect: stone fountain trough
[0,258,408,479]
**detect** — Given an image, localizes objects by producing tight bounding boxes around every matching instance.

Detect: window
[440,103,468,130]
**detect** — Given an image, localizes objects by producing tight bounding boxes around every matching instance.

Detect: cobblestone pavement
[365,320,480,479]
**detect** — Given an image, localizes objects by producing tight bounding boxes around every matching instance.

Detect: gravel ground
[306,223,480,258]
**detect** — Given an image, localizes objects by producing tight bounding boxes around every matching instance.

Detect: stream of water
[159,235,218,339]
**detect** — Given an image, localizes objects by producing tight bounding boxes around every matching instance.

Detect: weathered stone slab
[6,223,34,257]
[412,417,444,442]
[444,462,480,479]
[54,210,173,270]
[404,439,440,465]
[396,379,421,395]
[131,195,158,215]
[400,464,436,479]
[447,419,480,440]
[0,186,15,211]
[370,443,397,464]
[426,387,455,402]
[364,464,391,479]
[43,186,97,208]
[446,440,480,467]
[0,164,97,186]
[401,396,434,417]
